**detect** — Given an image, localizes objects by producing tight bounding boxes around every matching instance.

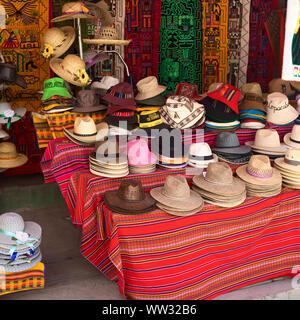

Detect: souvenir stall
[1,0,300,300]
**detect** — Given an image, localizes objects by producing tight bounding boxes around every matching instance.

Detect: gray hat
[0,251,42,272]
[213,132,251,155]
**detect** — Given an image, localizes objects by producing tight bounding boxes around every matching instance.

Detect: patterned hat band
[244,94,264,103]
[284,158,300,166]
[246,166,273,178]
[189,154,213,161]
[138,111,163,128]
[106,88,133,100]
[267,101,289,111]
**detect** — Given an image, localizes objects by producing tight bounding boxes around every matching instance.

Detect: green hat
[42,77,72,100]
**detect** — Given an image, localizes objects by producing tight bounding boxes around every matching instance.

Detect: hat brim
[188,154,218,168]
[150,188,203,211]
[105,202,157,215]
[51,13,95,23]
[135,86,167,102]
[0,129,9,139]
[283,133,300,149]
[1,252,42,273]
[236,165,282,186]
[50,26,76,59]
[156,202,203,217]
[90,167,129,178]
[202,195,246,208]
[50,58,89,87]
[135,94,166,107]
[217,154,251,165]
[274,157,300,173]
[0,153,28,168]
[90,152,128,167]
[0,107,26,124]
[213,145,252,155]
[245,141,289,153]
[72,104,107,112]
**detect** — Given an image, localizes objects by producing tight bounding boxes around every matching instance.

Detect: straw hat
[0,102,26,129]
[150,175,204,215]
[188,142,218,168]
[266,92,298,125]
[283,125,300,149]
[239,93,266,112]
[274,149,300,174]
[241,82,263,97]
[63,116,108,144]
[50,54,91,87]
[192,162,245,196]
[135,76,166,101]
[41,27,76,59]
[245,129,288,154]
[0,142,28,168]
[236,155,282,186]
[51,2,95,22]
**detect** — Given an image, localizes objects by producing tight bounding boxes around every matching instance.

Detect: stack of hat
[0,212,42,273]
[103,82,137,135]
[150,175,204,216]
[284,125,300,149]
[41,78,74,114]
[266,92,298,126]
[245,129,289,160]
[212,132,252,165]
[201,84,241,131]
[0,142,28,169]
[72,89,107,113]
[236,155,282,197]
[274,149,300,189]
[160,95,205,129]
[90,139,129,177]
[0,102,26,131]
[135,76,167,108]
[63,116,108,146]
[239,82,267,129]
[188,142,218,169]
[127,139,157,174]
[192,162,246,207]
[151,132,189,170]
[104,179,156,214]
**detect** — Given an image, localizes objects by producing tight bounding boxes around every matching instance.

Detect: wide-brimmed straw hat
[266,92,298,125]
[0,142,28,168]
[150,175,204,215]
[0,102,26,129]
[188,142,218,168]
[41,27,76,59]
[135,76,166,101]
[245,129,288,154]
[104,179,156,214]
[236,155,282,186]
[193,162,245,196]
[63,116,108,144]
[241,82,263,97]
[283,125,300,149]
[51,2,95,22]
[274,149,300,174]
[50,54,91,87]
[72,89,107,113]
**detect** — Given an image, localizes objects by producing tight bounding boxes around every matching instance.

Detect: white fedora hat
[284,125,300,149]
[188,142,218,168]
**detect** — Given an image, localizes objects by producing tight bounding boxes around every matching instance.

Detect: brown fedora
[104,179,156,214]
[72,89,107,113]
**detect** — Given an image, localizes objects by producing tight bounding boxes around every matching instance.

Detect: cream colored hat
[188,142,218,168]
[245,129,288,153]
[51,2,95,22]
[0,125,8,139]
[284,125,300,149]
[266,92,298,125]
[274,149,300,173]
[135,76,167,101]
[0,142,28,169]
[50,54,91,87]
[41,27,76,59]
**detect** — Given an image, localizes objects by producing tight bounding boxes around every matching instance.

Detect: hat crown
[101,76,119,88]
[205,162,233,184]
[76,90,99,108]
[163,175,190,199]
[43,77,66,90]
[117,180,145,202]
[62,2,86,14]
[0,212,24,234]
[189,142,212,157]
[61,54,85,74]
[247,155,273,176]
[109,82,133,95]
[137,76,159,93]
[0,142,18,159]
[241,82,262,96]
[291,125,300,140]
[215,132,240,148]
[0,102,12,113]
[254,129,280,148]
[73,116,97,135]
[43,27,68,47]
[267,92,289,107]
[286,149,300,161]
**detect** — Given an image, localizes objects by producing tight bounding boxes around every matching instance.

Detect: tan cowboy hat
[135,76,166,101]
[274,149,300,173]
[41,27,76,59]
[51,2,96,22]
[50,54,91,87]
[150,175,203,213]
[236,155,282,186]
[245,129,288,153]
[284,125,300,149]
[192,162,245,197]
[0,142,28,168]
[63,117,108,144]
[156,202,203,216]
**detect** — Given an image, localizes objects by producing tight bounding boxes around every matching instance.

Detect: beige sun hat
[284,125,300,149]
[266,92,298,125]
[50,54,91,87]
[0,142,28,168]
[41,27,76,59]
[135,76,167,101]
[150,175,204,212]
[236,155,282,186]
[241,82,263,97]
[51,2,96,22]
[274,149,300,173]
[63,117,108,144]
[192,162,246,197]
[245,129,289,154]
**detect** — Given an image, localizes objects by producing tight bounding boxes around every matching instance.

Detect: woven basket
[99,27,118,40]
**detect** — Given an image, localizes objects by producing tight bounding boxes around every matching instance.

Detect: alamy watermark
[291,265,300,289]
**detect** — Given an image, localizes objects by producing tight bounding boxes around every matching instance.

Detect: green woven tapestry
[159,0,202,94]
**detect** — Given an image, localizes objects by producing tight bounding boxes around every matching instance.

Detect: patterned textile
[159,0,202,94]
[227,1,243,88]
[0,0,50,112]
[0,262,44,296]
[238,0,251,89]
[124,0,162,84]
[201,0,229,93]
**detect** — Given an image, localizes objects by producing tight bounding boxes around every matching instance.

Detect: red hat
[103,82,136,106]
[174,83,204,102]
[207,84,241,114]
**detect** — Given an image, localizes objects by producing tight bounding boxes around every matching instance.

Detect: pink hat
[127,139,157,166]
